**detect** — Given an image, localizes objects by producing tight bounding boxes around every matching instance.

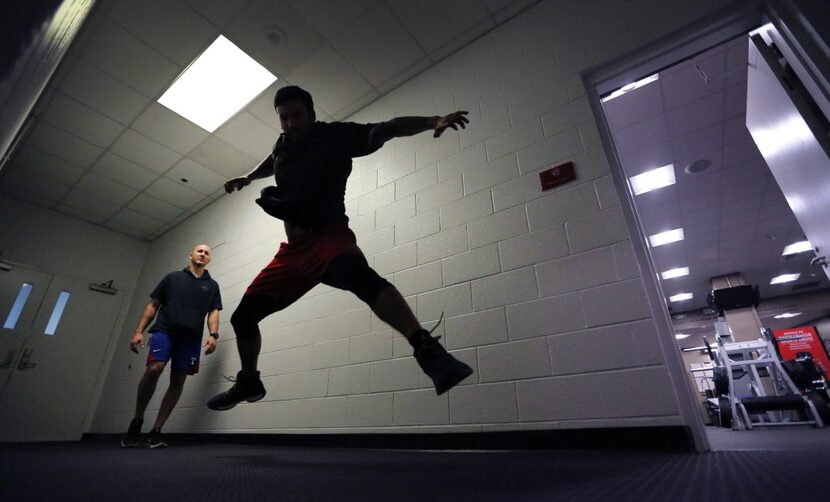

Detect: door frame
[0,258,128,440]
[582,1,771,452]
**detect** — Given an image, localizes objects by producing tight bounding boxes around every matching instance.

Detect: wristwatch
[209,332,219,340]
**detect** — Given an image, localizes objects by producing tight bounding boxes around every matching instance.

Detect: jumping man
[207,86,473,411]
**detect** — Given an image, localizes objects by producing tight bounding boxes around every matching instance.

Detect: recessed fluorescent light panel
[770,273,800,285]
[158,35,277,132]
[601,74,660,103]
[774,312,802,319]
[629,164,676,195]
[661,267,689,280]
[782,240,812,256]
[649,228,684,247]
[669,293,693,302]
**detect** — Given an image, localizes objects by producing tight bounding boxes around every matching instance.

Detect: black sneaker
[411,331,473,395]
[120,417,143,448]
[145,428,167,449]
[207,370,266,411]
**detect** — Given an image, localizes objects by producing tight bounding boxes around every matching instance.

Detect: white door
[0,268,123,441]
[746,25,830,280]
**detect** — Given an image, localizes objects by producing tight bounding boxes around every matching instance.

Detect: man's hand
[224,176,251,193]
[203,336,217,355]
[130,332,144,353]
[433,111,469,138]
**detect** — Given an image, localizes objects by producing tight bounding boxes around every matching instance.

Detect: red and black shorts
[245,224,388,308]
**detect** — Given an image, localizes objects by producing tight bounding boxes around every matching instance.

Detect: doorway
[585,2,830,450]
[0,263,123,441]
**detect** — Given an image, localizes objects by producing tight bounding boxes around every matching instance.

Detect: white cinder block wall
[93,0,739,434]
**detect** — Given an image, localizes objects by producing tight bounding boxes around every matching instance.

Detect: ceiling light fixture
[158,35,277,132]
[675,333,691,340]
[669,292,693,302]
[782,240,812,256]
[649,228,684,247]
[661,267,690,280]
[770,273,801,285]
[629,164,676,195]
[601,74,660,103]
[774,312,803,319]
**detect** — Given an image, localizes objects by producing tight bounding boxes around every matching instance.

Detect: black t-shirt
[148,268,222,338]
[270,121,381,226]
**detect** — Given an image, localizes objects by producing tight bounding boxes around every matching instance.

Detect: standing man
[207,85,472,411]
[121,244,222,448]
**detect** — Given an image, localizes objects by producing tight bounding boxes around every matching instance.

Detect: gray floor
[706,424,830,451]
[2,432,830,501]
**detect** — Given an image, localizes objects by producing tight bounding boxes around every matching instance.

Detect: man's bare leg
[152,371,187,430]
[370,286,421,338]
[135,361,166,419]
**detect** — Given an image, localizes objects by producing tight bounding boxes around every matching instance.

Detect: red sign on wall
[773,326,830,377]
[539,162,576,191]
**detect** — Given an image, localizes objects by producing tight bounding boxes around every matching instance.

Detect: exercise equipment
[703,329,825,430]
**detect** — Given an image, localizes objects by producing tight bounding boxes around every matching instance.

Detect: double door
[0,264,122,441]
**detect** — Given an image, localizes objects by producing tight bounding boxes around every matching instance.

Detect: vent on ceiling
[792,281,821,291]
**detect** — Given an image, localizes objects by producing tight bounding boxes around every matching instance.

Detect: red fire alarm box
[539,162,576,191]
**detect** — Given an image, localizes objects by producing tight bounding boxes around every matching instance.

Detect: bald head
[188,244,212,268]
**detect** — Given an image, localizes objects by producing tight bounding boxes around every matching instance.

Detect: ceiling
[602,35,830,327]
[0,0,537,240]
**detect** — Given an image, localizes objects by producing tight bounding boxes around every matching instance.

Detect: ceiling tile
[284,0,377,39]
[109,207,165,234]
[388,0,490,54]
[665,92,724,139]
[128,193,187,222]
[612,114,669,158]
[245,80,281,128]
[83,20,180,98]
[26,122,103,168]
[10,146,86,186]
[187,137,258,179]
[603,79,665,131]
[91,152,159,191]
[724,83,747,119]
[61,59,150,125]
[42,93,124,148]
[660,50,726,111]
[55,204,110,225]
[620,141,673,176]
[181,0,249,29]
[60,187,123,219]
[132,103,210,154]
[75,172,139,205]
[0,166,71,207]
[165,158,228,195]
[225,0,325,77]
[215,111,279,160]
[109,129,182,173]
[107,0,218,67]
[286,46,376,117]
[144,176,204,209]
[333,3,426,87]
[483,0,538,22]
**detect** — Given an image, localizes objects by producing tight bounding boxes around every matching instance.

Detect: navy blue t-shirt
[148,268,222,338]
[269,121,381,226]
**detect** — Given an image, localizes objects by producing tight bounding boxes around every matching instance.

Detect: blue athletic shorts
[146,330,201,375]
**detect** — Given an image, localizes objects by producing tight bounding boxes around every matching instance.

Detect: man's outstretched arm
[370,111,469,149]
[224,155,275,193]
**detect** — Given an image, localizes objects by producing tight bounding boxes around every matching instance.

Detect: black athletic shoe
[120,417,143,448]
[144,428,167,449]
[411,331,474,395]
[207,370,266,411]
